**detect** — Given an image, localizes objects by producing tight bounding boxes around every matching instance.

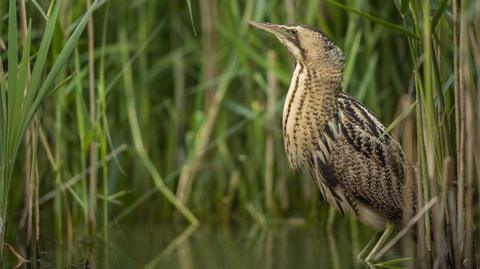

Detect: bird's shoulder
[334,92,405,168]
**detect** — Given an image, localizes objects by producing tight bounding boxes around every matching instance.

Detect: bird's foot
[363,223,394,262]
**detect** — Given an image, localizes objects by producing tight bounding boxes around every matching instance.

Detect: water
[5,220,387,268]
[106,222,367,269]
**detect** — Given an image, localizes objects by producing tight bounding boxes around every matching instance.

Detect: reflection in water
[5,220,400,268]
[108,221,373,269]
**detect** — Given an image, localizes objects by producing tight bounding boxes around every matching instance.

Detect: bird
[250,21,413,262]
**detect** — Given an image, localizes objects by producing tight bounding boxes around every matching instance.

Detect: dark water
[5,219,395,269]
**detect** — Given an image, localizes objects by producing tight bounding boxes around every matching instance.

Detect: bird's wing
[336,93,405,179]
[309,93,405,220]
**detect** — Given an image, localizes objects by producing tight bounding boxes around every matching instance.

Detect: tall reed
[1,0,99,258]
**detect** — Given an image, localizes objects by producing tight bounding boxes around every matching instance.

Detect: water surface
[104,221,373,269]
[6,219,397,268]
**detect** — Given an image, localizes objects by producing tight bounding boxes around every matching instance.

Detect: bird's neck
[283,62,342,126]
[282,62,342,169]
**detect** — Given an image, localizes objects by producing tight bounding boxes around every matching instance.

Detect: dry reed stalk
[34,152,39,244]
[448,189,461,268]
[33,129,40,264]
[0,41,4,250]
[37,126,56,171]
[173,53,186,167]
[398,95,415,268]
[432,44,447,227]
[176,0,219,205]
[441,157,454,267]
[476,67,480,268]
[25,127,33,262]
[175,86,226,205]
[200,0,218,105]
[415,166,427,269]
[24,121,39,265]
[284,0,295,25]
[460,5,477,268]
[462,18,476,261]
[428,167,446,269]
[265,50,277,215]
[446,159,461,268]
[18,0,29,71]
[473,5,480,264]
[464,90,475,268]
[453,0,466,263]
[20,130,31,230]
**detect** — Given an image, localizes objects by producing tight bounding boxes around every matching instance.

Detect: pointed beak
[249,21,291,40]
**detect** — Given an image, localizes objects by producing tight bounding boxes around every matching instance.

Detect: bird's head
[250,21,344,74]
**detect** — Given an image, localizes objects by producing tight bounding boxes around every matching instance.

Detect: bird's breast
[282,64,306,169]
[282,64,340,170]
[282,64,303,137]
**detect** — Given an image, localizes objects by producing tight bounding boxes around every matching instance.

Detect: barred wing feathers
[309,93,405,225]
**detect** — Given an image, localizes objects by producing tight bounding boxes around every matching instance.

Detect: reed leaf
[326,0,419,40]
[0,0,100,255]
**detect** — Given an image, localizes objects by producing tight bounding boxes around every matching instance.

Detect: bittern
[250,21,411,262]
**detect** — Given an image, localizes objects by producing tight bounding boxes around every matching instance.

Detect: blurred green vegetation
[0,0,479,268]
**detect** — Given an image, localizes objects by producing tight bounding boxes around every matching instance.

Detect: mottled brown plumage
[251,21,410,261]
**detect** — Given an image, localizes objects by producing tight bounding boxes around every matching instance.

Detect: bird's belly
[317,177,387,232]
[356,204,388,232]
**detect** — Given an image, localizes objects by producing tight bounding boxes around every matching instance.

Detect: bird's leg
[357,232,380,260]
[364,223,394,262]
